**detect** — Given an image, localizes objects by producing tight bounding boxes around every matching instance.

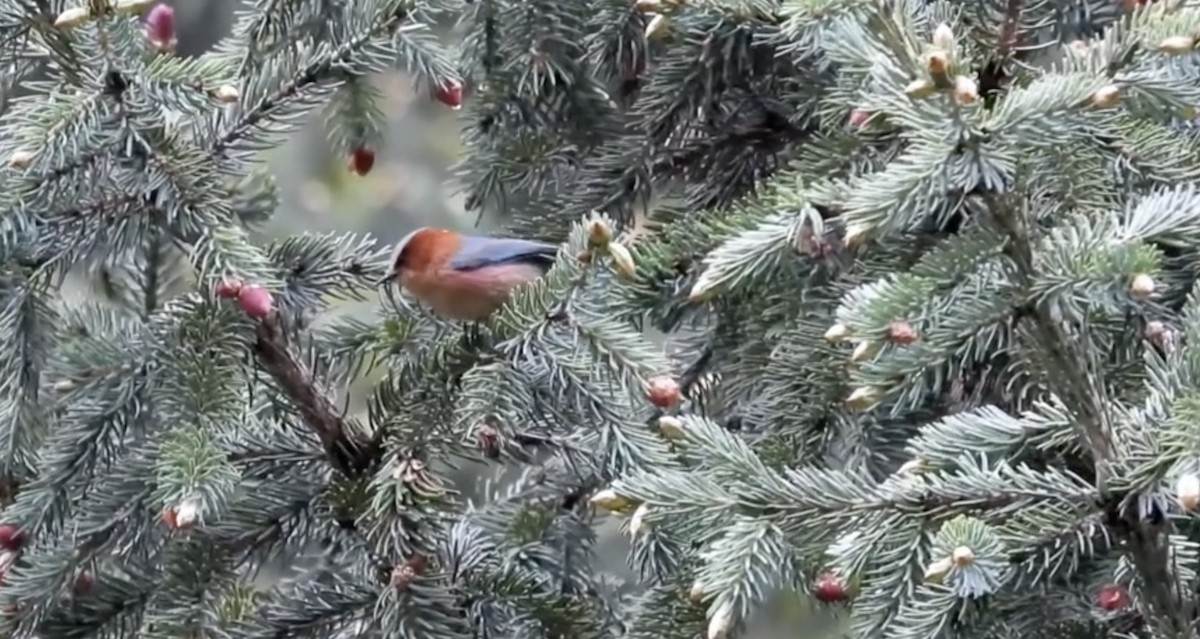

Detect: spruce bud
[932,23,955,50]
[707,600,734,639]
[0,525,24,552]
[1097,583,1128,611]
[887,321,918,344]
[843,222,871,247]
[824,323,851,343]
[144,3,176,51]
[656,415,686,440]
[629,503,650,537]
[213,85,240,103]
[1091,85,1120,108]
[646,376,681,408]
[845,386,882,411]
[214,277,243,299]
[688,270,718,302]
[645,13,670,39]
[923,50,949,78]
[586,217,614,248]
[474,424,501,459]
[163,498,200,531]
[849,340,876,363]
[1130,273,1156,299]
[390,563,418,591]
[812,572,848,602]
[7,150,32,169]
[237,285,274,319]
[904,79,936,99]
[1146,320,1173,350]
[589,489,632,512]
[54,6,91,28]
[689,580,707,602]
[924,555,954,582]
[433,80,463,109]
[73,569,95,593]
[634,0,667,11]
[115,0,157,12]
[953,76,978,104]
[1177,473,1200,511]
[347,146,375,176]
[848,108,870,128]
[1158,35,1195,54]
[951,545,975,567]
[608,242,637,279]
[175,498,201,527]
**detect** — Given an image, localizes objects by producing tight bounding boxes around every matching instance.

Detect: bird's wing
[446,236,557,272]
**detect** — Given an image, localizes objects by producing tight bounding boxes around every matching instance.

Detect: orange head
[382,227,461,281]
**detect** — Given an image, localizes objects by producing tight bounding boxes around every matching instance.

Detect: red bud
[144,4,175,51]
[813,572,848,603]
[646,376,681,409]
[0,524,24,552]
[73,570,94,593]
[237,285,274,319]
[347,146,375,176]
[1097,583,1129,611]
[433,80,463,109]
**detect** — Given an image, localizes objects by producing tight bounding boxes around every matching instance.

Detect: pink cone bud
[848,109,870,128]
[214,277,243,299]
[144,4,175,51]
[237,285,274,319]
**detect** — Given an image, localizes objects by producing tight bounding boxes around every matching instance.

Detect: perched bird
[378,227,557,321]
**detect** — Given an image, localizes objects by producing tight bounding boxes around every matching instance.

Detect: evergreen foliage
[2,0,1200,637]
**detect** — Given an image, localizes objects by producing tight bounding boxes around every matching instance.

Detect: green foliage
[459,0,1200,636]
[4,0,1200,636]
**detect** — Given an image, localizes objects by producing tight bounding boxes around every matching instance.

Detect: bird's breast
[400,263,545,320]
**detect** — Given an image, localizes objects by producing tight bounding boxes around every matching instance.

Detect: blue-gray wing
[447,236,558,272]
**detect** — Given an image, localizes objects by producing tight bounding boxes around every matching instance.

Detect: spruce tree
[2,0,1200,637]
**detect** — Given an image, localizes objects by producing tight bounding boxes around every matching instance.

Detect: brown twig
[978,0,1025,105]
[253,314,381,477]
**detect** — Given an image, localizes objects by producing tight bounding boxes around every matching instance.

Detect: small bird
[378,227,557,321]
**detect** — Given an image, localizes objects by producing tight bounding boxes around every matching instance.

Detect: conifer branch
[987,192,1192,635]
[212,9,417,157]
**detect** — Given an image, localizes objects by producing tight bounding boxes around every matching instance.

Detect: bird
[377,227,558,321]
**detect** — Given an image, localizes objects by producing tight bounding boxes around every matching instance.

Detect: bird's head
[376,227,457,285]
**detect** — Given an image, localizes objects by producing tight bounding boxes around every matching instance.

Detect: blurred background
[170,0,475,245]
